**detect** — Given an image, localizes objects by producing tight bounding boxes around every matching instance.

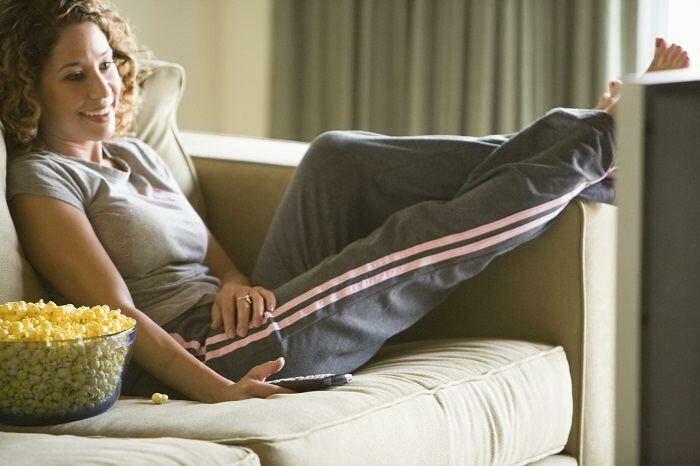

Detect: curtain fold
[270,0,632,142]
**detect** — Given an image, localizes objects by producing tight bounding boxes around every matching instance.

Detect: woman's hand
[216,357,294,401]
[211,280,277,338]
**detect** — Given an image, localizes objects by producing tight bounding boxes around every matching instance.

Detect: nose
[87,70,112,101]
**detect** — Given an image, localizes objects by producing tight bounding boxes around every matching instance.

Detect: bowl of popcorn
[0,300,137,426]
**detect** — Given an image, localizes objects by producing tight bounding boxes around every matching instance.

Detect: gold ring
[236,294,252,305]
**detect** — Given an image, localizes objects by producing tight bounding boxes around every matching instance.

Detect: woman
[0,0,689,402]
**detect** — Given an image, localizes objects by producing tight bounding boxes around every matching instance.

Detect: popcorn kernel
[151,393,168,405]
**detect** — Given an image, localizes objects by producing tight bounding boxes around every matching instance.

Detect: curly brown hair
[0,0,150,152]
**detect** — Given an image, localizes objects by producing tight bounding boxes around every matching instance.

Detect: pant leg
[252,130,511,290]
[125,131,511,395]
[190,108,615,381]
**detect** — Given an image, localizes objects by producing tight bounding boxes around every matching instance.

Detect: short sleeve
[127,139,184,194]
[6,153,86,212]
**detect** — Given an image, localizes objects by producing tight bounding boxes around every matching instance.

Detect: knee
[300,130,353,170]
[308,130,352,155]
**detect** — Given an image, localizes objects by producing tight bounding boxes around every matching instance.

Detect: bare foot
[594,79,622,117]
[647,38,690,72]
[594,37,691,116]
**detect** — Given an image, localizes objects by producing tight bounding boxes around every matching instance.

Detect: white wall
[218,0,273,137]
[113,0,272,136]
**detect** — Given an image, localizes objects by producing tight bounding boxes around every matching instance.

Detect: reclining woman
[0,0,690,402]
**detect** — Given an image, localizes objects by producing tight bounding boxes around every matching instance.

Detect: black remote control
[267,373,352,392]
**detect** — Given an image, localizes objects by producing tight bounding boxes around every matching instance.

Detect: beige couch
[0,61,616,465]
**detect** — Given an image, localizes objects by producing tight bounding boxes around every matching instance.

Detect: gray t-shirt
[6,137,219,325]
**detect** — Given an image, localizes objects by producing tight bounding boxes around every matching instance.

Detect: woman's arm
[202,229,250,286]
[203,229,277,338]
[9,195,287,402]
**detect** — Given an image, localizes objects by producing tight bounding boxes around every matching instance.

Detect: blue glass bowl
[0,325,136,426]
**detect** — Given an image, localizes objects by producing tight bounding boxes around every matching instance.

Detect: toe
[648,38,668,71]
[666,44,682,67]
[652,38,665,65]
[609,79,622,97]
[673,46,688,69]
[595,92,612,111]
[657,37,668,53]
[677,50,690,68]
[659,44,674,68]
[673,51,686,68]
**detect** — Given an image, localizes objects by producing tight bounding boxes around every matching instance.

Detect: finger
[251,292,265,328]
[222,297,236,339]
[246,380,295,398]
[236,292,251,338]
[245,356,285,381]
[258,288,276,312]
[211,301,222,329]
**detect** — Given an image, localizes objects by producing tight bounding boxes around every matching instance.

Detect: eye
[101,61,115,71]
[66,72,84,82]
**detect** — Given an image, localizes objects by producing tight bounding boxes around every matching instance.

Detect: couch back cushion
[0,60,204,303]
[132,60,206,218]
[0,128,47,303]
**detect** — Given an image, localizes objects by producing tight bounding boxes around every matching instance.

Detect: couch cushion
[2,338,573,465]
[133,60,206,218]
[0,125,47,304]
[0,431,259,466]
[528,454,578,465]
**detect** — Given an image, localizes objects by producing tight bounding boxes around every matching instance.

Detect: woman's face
[36,21,122,148]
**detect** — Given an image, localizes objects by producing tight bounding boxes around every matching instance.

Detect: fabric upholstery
[391,201,617,464]
[0,432,260,466]
[192,157,295,275]
[193,154,615,465]
[0,125,47,304]
[132,60,206,218]
[528,455,578,466]
[2,339,572,466]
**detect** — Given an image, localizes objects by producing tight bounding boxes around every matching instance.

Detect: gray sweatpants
[122,108,615,398]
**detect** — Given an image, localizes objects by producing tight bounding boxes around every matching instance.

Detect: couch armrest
[393,200,617,466]
[184,131,616,465]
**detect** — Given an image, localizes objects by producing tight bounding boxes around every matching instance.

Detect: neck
[42,137,104,163]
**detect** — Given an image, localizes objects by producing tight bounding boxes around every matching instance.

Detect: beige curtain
[270,0,635,142]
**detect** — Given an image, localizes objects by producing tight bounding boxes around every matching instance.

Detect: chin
[84,125,116,142]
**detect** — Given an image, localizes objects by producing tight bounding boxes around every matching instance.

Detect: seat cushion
[0,432,259,466]
[2,338,573,465]
[528,454,578,465]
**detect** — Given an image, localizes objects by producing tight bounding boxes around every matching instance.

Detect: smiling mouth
[79,107,112,123]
